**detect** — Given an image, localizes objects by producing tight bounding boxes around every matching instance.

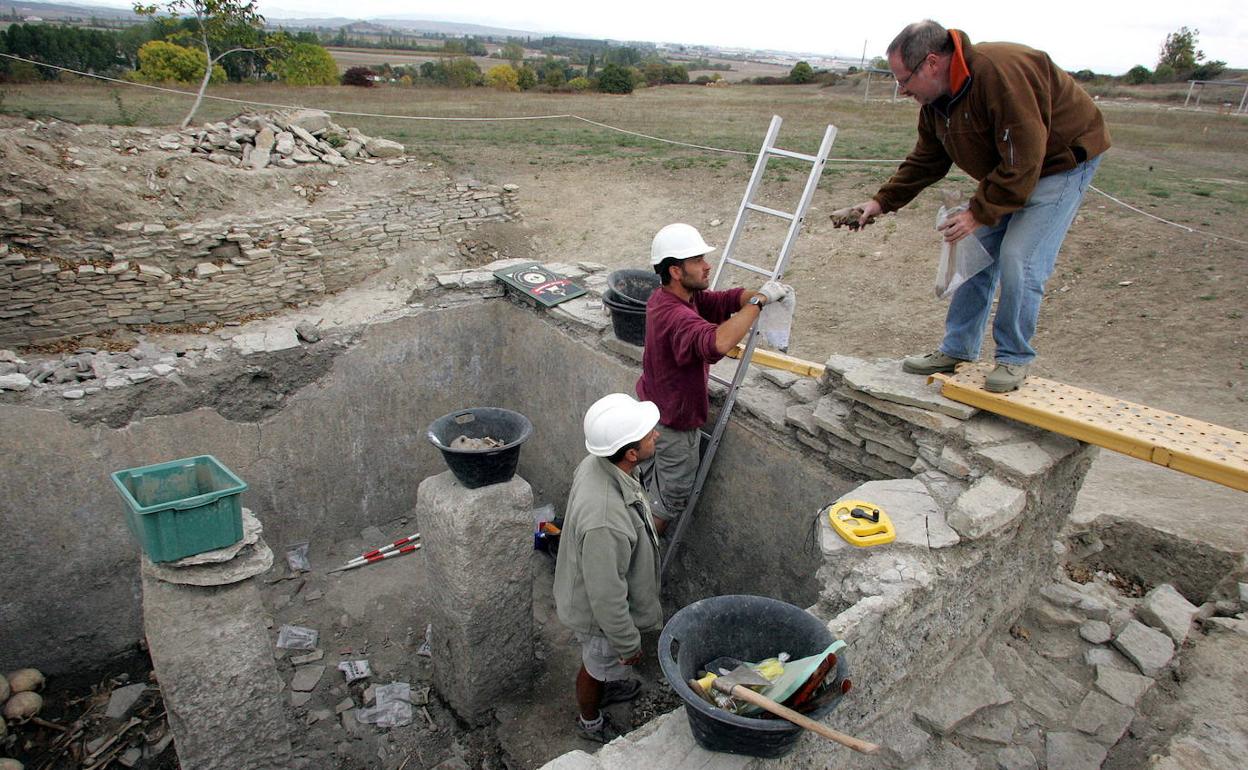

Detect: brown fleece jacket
[874,30,1111,226]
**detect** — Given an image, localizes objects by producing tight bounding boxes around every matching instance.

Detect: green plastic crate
[110,455,247,563]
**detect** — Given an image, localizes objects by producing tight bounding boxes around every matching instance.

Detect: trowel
[693,664,880,755]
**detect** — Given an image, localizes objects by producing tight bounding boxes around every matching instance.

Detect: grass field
[2,78,1245,228]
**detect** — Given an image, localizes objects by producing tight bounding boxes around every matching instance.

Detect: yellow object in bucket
[825,499,895,547]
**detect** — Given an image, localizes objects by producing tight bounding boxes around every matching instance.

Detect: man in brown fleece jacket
[835,20,1110,392]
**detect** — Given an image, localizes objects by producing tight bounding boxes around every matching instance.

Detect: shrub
[341,66,374,87]
[567,76,592,91]
[1124,65,1151,85]
[271,43,338,86]
[132,40,225,85]
[789,61,814,83]
[517,65,537,90]
[485,64,519,91]
[1190,60,1226,80]
[597,62,633,94]
[1152,63,1176,83]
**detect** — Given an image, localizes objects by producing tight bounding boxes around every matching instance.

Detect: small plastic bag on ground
[276,624,318,650]
[284,541,310,572]
[356,682,412,727]
[934,201,993,299]
[758,290,796,351]
[338,659,370,683]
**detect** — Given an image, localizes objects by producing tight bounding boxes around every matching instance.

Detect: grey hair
[887,20,954,71]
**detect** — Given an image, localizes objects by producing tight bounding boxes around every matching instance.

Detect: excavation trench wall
[0,297,853,674]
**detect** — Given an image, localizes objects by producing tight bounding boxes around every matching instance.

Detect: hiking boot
[985,363,1029,393]
[902,350,968,375]
[600,679,641,706]
[576,712,623,744]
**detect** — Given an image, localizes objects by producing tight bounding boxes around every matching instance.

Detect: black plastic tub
[426,407,533,489]
[602,289,647,346]
[607,269,661,307]
[658,594,850,758]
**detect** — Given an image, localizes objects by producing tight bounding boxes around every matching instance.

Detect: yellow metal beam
[727,344,826,378]
[932,364,1248,493]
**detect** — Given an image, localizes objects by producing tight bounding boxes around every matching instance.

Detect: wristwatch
[749,295,765,308]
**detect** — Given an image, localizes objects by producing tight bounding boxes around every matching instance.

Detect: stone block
[842,359,977,419]
[0,197,21,218]
[142,563,292,769]
[1045,731,1106,770]
[785,402,818,435]
[995,746,1038,770]
[957,703,1018,745]
[976,440,1059,479]
[1113,620,1174,677]
[947,476,1026,539]
[550,297,609,332]
[760,368,799,388]
[1094,664,1153,708]
[788,377,821,403]
[812,395,861,446]
[736,384,790,431]
[419,472,533,725]
[914,648,1013,735]
[1137,583,1198,645]
[840,384,964,433]
[1078,620,1112,644]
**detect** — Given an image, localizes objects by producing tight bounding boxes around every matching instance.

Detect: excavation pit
[2,279,1240,769]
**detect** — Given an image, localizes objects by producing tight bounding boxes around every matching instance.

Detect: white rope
[3,52,1246,245]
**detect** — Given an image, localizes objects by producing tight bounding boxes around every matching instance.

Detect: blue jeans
[940,155,1101,366]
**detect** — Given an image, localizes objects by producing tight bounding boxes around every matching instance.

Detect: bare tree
[133,0,269,128]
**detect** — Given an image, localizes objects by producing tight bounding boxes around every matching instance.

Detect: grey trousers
[638,423,700,523]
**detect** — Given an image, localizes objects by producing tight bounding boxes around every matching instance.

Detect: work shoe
[984,363,1029,393]
[600,678,642,706]
[576,712,623,744]
[901,350,968,375]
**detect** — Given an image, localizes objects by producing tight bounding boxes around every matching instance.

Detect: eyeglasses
[896,56,930,90]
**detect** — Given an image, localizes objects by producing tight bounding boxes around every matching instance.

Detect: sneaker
[576,712,623,744]
[985,363,1029,393]
[901,350,968,375]
[600,678,641,706]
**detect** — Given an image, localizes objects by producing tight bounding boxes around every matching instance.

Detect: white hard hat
[583,393,660,457]
[650,223,716,266]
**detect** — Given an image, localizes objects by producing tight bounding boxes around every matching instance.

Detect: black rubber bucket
[607,269,661,308]
[658,594,850,758]
[426,407,533,489]
[602,289,647,346]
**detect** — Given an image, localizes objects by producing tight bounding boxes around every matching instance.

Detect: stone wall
[0,179,518,345]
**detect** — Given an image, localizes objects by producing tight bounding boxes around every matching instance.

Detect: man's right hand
[830,201,882,231]
[757,281,790,304]
[619,650,642,666]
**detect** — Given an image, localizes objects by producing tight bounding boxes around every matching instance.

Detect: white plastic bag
[934,202,993,299]
[758,290,796,352]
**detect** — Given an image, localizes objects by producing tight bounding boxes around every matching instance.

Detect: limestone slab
[1075,690,1136,745]
[737,384,790,431]
[914,648,1013,735]
[812,395,861,446]
[1094,664,1153,708]
[977,441,1060,479]
[956,703,1018,745]
[1113,620,1174,677]
[840,384,964,433]
[1138,583,1198,645]
[1046,731,1107,770]
[995,746,1038,770]
[842,359,977,419]
[947,476,1026,540]
[291,664,325,692]
[1079,620,1112,644]
[550,297,609,332]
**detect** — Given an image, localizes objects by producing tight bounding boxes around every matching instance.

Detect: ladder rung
[767,147,819,163]
[745,202,796,221]
[708,372,731,386]
[723,257,773,277]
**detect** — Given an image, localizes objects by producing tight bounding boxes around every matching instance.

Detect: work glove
[830,206,877,231]
[757,280,791,304]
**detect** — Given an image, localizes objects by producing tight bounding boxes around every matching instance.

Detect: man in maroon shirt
[635,223,789,534]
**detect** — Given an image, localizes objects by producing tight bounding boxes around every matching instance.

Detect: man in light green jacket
[554,393,663,743]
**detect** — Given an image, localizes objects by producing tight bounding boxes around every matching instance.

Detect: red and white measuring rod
[329,533,422,573]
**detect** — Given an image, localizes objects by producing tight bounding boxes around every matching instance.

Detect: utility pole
[860,39,867,70]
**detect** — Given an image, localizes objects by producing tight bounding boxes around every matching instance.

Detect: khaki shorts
[639,424,700,522]
[575,633,633,682]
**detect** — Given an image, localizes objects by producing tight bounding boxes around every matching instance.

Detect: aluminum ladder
[660,115,837,577]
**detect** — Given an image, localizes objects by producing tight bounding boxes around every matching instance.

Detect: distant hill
[1,0,139,21]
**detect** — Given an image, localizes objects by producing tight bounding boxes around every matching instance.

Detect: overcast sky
[82,0,1245,75]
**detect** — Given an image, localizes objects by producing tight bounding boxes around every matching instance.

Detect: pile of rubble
[0,341,191,399]
[148,109,407,171]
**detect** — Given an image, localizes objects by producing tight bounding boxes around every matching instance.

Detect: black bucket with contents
[607,269,661,307]
[426,407,533,489]
[602,289,647,346]
[658,594,850,758]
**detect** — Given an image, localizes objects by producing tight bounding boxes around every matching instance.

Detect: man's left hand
[938,208,979,243]
[619,651,642,665]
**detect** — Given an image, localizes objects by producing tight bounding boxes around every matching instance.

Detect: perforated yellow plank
[932,364,1248,492]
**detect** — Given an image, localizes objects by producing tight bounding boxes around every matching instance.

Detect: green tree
[443,57,482,87]
[270,41,337,85]
[516,64,537,90]
[1124,64,1151,84]
[567,75,591,91]
[341,65,373,86]
[132,39,225,84]
[1158,26,1203,73]
[485,63,519,91]
[501,41,524,64]
[789,60,814,83]
[133,0,269,128]
[597,62,632,94]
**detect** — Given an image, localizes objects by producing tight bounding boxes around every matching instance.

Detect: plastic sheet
[935,202,993,299]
